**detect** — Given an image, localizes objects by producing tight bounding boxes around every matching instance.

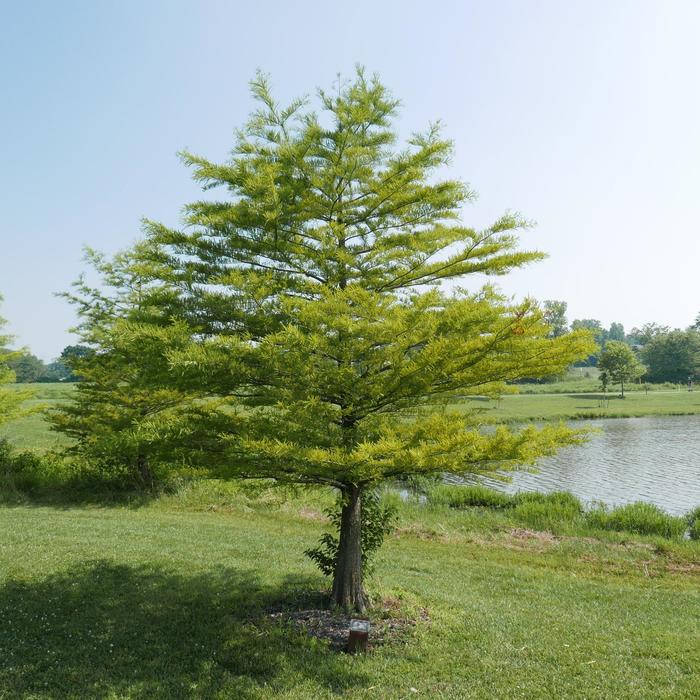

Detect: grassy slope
[1,494,698,699]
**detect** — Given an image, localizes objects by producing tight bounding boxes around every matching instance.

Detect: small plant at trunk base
[305,490,397,584]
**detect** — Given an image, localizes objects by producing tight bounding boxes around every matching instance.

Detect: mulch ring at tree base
[267,603,431,652]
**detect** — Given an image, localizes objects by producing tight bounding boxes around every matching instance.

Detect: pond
[452,415,700,516]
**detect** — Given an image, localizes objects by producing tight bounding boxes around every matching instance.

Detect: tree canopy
[641,330,700,383]
[54,70,594,611]
[542,300,568,338]
[598,340,645,397]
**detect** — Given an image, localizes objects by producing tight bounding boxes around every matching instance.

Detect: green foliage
[608,322,625,342]
[598,340,646,396]
[0,438,38,495]
[56,345,91,381]
[542,300,568,338]
[4,351,45,383]
[570,319,606,366]
[0,297,34,427]
[423,484,696,541]
[585,501,687,539]
[426,486,584,530]
[53,70,594,609]
[49,252,202,489]
[686,506,700,540]
[641,329,700,383]
[59,69,594,491]
[512,491,583,530]
[427,483,514,509]
[0,437,145,502]
[627,322,670,346]
[305,489,397,577]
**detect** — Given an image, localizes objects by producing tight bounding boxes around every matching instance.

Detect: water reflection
[449,415,700,515]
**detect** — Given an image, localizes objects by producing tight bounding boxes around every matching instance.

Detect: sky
[1,0,699,360]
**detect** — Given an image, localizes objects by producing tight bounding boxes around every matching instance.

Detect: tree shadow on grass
[565,394,628,401]
[0,561,367,699]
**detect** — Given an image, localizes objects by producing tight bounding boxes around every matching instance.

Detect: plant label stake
[347,618,370,653]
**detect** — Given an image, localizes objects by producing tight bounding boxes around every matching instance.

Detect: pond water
[451,415,700,515]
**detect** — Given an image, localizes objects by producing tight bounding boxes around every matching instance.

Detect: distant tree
[693,313,700,331]
[48,345,93,382]
[608,322,625,342]
[542,300,568,337]
[54,71,595,612]
[39,360,69,383]
[0,297,34,427]
[5,352,46,383]
[627,322,670,346]
[598,341,645,397]
[641,330,700,383]
[571,319,606,366]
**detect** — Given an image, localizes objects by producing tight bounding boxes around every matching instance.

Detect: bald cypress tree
[62,71,593,611]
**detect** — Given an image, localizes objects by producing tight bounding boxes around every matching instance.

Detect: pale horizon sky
[2,0,699,360]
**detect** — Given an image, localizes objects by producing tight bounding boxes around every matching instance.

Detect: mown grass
[0,482,699,699]
[460,389,700,422]
[0,383,74,451]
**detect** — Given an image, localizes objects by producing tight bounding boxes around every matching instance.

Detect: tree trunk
[331,484,367,613]
[135,452,155,491]
[620,379,625,398]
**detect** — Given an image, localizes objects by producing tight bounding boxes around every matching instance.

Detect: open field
[0,383,74,451]
[460,390,700,422]
[1,487,698,699]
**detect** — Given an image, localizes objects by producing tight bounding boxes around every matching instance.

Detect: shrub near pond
[585,501,687,540]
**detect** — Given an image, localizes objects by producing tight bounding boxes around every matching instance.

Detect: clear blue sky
[2,0,699,360]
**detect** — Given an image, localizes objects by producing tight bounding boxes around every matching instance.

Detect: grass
[1,381,698,696]
[0,483,699,699]
[460,389,700,422]
[0,383,74,451]
[426,486,692,540]
[586,502,688,539]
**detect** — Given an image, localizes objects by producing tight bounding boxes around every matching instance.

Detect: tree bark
[135,452,156,491]
[331,484,367,613]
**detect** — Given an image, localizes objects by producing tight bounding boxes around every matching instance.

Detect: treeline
[0,345,90,383]
[543,301,700,383]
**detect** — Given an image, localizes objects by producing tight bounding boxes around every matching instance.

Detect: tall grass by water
[425,484,694,541]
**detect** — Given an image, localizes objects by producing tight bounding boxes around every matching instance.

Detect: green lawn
[1,384,699,697]
[0,494,698,699]
[0,383,74,451]
[460,389,700,422]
